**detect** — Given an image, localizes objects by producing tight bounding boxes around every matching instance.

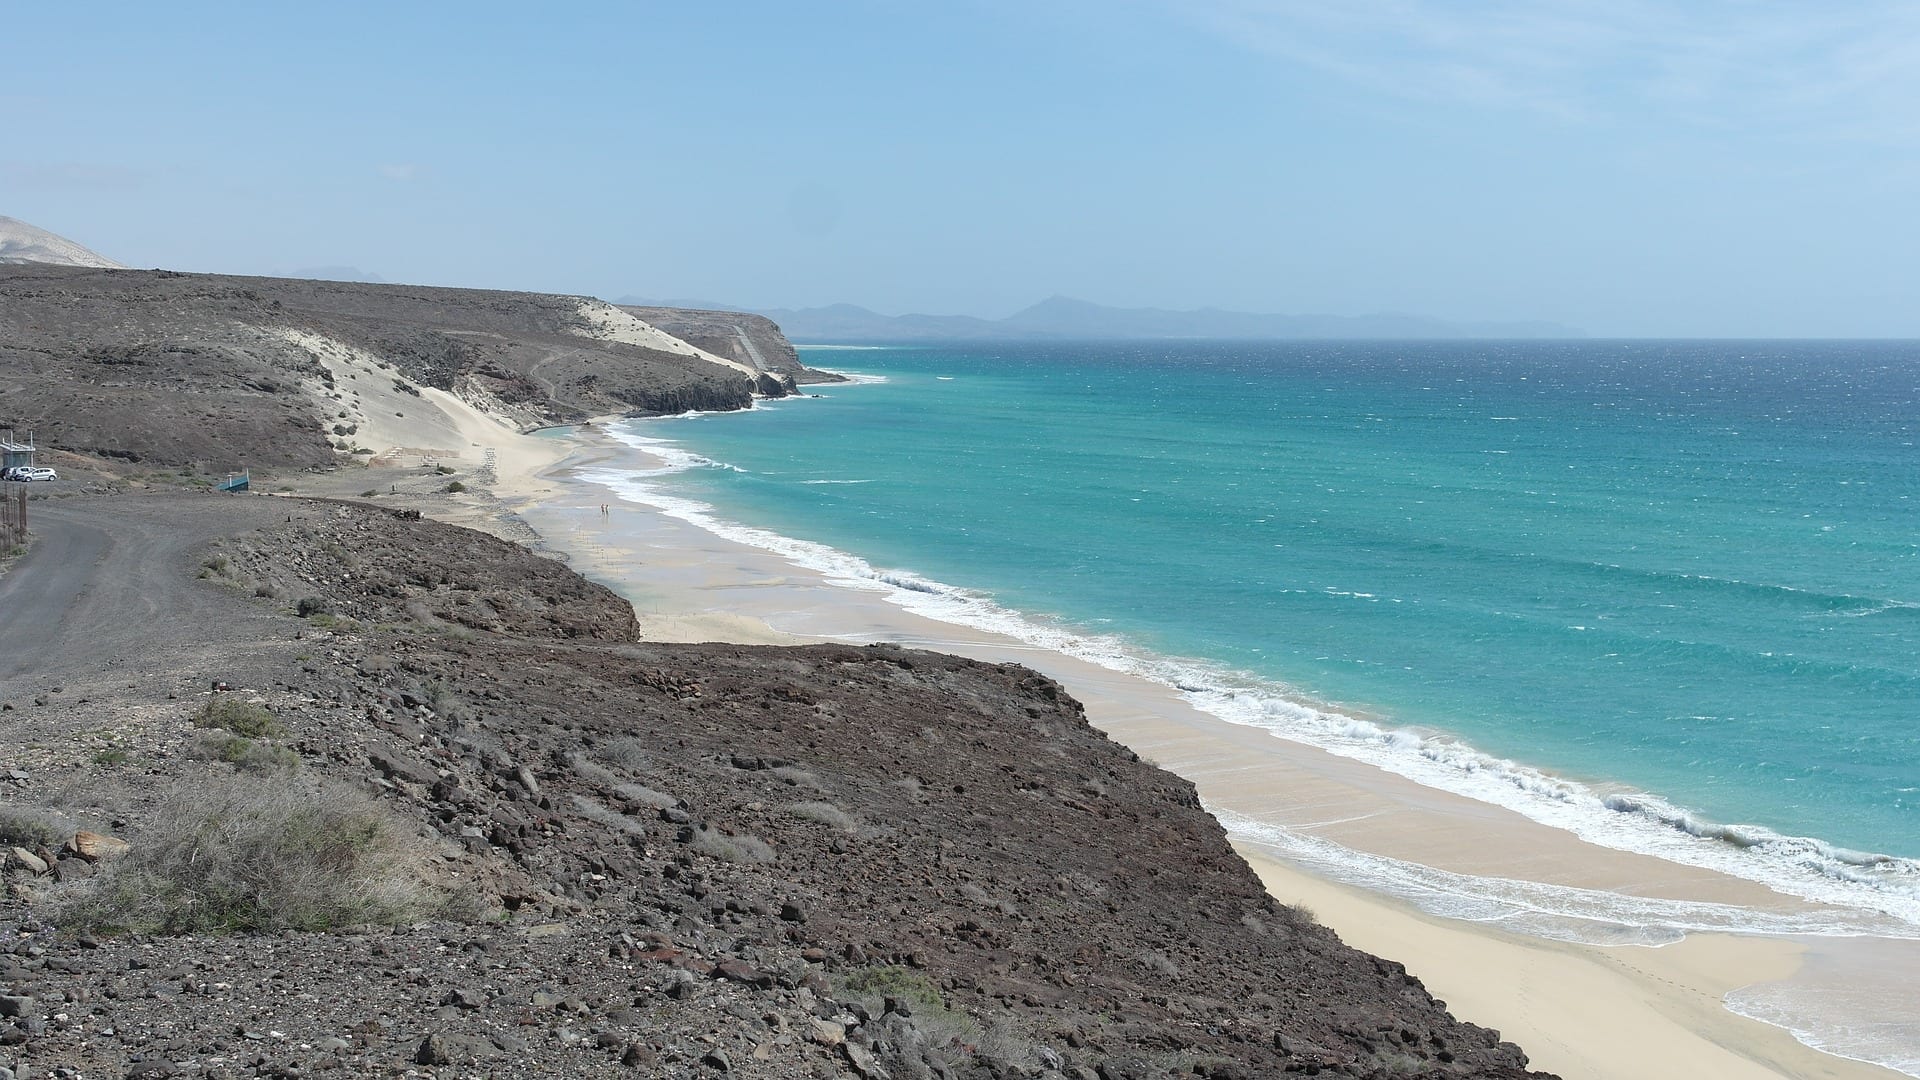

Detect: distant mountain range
[0,215,123,269]
[621,294,1583,341]
[1,214,1581,340]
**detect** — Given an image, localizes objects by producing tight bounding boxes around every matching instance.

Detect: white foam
[583,420,1920,937]
[1215,810,1915,945]
[1725,985,1920,1079]
[811,368,891,384]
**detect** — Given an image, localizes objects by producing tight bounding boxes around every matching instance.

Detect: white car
[6,466,55,481]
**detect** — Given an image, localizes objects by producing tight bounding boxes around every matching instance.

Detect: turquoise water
[596,340,1920,919]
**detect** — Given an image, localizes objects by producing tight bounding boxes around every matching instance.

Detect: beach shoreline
[432,410,1912,1080]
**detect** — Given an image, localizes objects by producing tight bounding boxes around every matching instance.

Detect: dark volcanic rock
[0,495,1553,1079]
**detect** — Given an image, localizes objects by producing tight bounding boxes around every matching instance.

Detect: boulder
[68,830,131,862]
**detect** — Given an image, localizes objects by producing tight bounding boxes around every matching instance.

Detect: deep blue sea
[599,339,1920,924]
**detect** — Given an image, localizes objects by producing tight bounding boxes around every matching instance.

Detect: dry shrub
[568,794,646,837]
[687,825,774,864]
[189,730,300,773]
[566,750,676,809]
[767,765,825,790]
[193,696,284,738]
[0,806,73,849]
[565,750,622,788]
[593,737,653,772]
[55,775,435,934]
[783,800,857,832]
[615,782,676,809]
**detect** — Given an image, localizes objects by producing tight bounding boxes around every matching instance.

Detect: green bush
[193,696,285,738]
[442,480,466,494]
[837,965,983,1057]
[54,775,435,934]
[192,731,300,773]
[296,596,331,618]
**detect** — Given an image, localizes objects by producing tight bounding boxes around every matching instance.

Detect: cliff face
[0,266,773,470]
[622,304,847,385]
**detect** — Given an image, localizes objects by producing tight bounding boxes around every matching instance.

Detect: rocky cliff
[623,304,846,385]
[0,266,831,471]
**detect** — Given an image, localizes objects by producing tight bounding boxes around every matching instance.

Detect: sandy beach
[350,412,1914,1080]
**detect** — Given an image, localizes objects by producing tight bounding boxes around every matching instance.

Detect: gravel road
[0,495,303,697]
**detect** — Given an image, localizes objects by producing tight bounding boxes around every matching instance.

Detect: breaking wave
[585,423,1920,935]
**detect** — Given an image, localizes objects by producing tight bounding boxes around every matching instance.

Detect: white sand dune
[571,299,759,379]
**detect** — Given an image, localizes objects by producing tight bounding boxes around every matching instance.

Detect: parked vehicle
[7,466,56,481]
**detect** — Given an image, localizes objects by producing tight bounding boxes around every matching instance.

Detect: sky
[5,1,1920,336]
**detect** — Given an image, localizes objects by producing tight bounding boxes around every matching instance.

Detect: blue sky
[5,1,1918,335]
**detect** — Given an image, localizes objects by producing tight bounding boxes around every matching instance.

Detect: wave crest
[588,422,1920,933]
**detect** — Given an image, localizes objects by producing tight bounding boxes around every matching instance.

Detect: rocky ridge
[0,266,832,473]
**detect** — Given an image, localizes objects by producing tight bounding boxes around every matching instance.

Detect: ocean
[582,339,1920,932]
[564,338,1920,1068]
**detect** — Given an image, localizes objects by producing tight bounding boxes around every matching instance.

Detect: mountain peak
[0,215,124,269]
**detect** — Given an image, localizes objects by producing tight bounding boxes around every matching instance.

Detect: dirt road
[0,496,299,693]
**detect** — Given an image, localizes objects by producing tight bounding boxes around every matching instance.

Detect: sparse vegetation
[687,825,774,864]
[568,794,645,837]
[191,730,300,773]
[784,800,857,832]
[594,737,652,771]
[92,747,132,767]
[296,596,331,618]
[838,964,949,1012]
[442,480,466,494]
[54,775,436,934]
[768,764,825,790]
[835,965,989,1054]
[193,695,285,739]
[420,679,466,720]
[0,806,72,849]
[434,465,456,475]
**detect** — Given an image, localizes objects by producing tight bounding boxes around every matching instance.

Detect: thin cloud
[377,163,424,181]
[1175,0,1920,141]
[0,160,146,190]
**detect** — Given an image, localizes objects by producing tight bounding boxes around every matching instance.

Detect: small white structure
[0,429,33,473]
